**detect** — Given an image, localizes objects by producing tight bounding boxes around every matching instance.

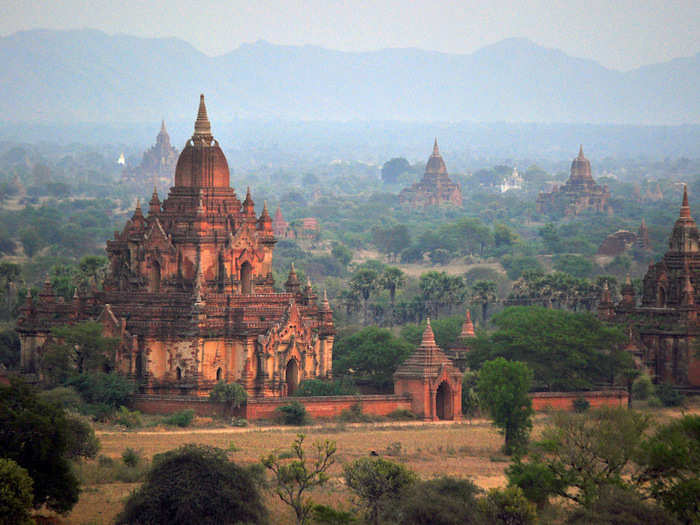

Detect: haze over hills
[1,29,699,125]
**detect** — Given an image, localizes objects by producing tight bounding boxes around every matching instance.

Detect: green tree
[45,321,119,376]
[471,280,497,322]
[379,266,405,324]
[209,381,248,417]
[331,242,353,268]
[0,329,20,369]
[636,415,700,524]
[0,262,21,318]
[381,157,411,184]
[349,268,378,325]
[493,223,520,250]
[478,358,534,455]
[333,327,413,391]
[539,223,560,253]
[343,457,417,525]
[116,444,267,525]
[0,379,82,513]
[0,458,34,525]
[553,254,594,279]
[468,307,626,391]
[396,476,483,525]
[479,486,537,525]
[262,434,336,525]
[565,486,679,525]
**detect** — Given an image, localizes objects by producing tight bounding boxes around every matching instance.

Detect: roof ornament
[193,94,212,140]
[433,137,440,156]
[681,184,691,219]
[421,317,437,347]
[578,144,584,158]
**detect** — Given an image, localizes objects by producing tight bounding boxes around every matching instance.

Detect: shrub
[209,381,247,417]
[632,374,654,400]
[67,372,135,409]
[275,400,309,425]
[396,476,483,525]
[480,486,537,524]
[312,504,357,524]
[38,385,83,411]
[64,413,100,460]
[387,409,416,421]
[295,378,358,396]
[565,486,679,524]
[338,402,372,423]
[113,406,143,428]
[655,384,684,407]
[0,458,34,525]
[572,397,590,413]
[384,442,403,456]
[162,409,195,428]
[506,459,564,509]
[122,448,141,467]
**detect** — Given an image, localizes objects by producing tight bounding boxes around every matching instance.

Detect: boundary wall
[530,389,627,411]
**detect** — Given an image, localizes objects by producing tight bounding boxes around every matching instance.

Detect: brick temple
[536,146,612,216]
[17,95,335,397]
[399,139,462,208]
[598,186,700,387]
[121,120,179,193]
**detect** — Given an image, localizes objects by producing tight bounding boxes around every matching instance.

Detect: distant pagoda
[399,139,462,208]
[121,120,179,192]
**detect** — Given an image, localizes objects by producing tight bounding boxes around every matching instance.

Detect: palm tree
[349,269,378,325]
[379,267,405,325]
[471,280,497,323]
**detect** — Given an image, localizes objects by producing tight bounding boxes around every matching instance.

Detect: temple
[596,220,651,257]
[536,146,612,216]
[445,309,476,372]
[598,186,700,387]
[17,95,335,397]
[121,120,179,192]
[399,139,462,208]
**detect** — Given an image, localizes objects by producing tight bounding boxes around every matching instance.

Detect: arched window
[176,367,182,381]
[216,367,222,382]
[286,359,299,395]
[150,260,161,293]
[240,262,253,295]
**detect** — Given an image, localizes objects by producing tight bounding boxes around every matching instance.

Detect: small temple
[17,95,335,398]
[596,220,651,257]
[399,139,462,208]
[599,186,700,387]
[121,120,179,192]
[536,146,612,216]
[445,309,476,372]
[393,319,462,420]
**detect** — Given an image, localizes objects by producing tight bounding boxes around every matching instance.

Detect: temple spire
[193,94,212,139]
[578,144,584,158]
[433,138,440,155]
[421,318,437,347]
[681,185,691,219]
[460,309,475,338]
[160,119,166,133]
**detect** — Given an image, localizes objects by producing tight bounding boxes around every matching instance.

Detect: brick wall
[132,394,242,417]
[530,390,627,411]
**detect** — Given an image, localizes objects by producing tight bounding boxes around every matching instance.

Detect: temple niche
[598,186,700,387]
[536,146,612,216]
[399,139,462,208]
[17,95,335,398]
[121,120,179,193]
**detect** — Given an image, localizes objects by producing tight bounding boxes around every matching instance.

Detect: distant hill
[0,29,698,124]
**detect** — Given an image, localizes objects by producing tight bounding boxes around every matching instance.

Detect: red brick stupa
[393,319,462,420]
[399,139,462,208]
[18,95,335,397]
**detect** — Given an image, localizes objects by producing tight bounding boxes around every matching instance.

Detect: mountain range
[0,29,698,124]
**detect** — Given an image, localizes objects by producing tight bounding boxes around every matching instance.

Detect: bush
[121,448,141,467]
[113,406,143,428]
[162,409,195,428]
[480,486,537,524]
[209,381,247,415]
[338,402,372,423]
[632,374,654,400]
[506,459,562,509]
[64,413,100,460]
[572,397,590,413]
[295,378,358,396]
[387,409,416,421]
[67,372,135,409]
[655,384,684,407]
[396,476,483,525]
[566,486,679,524]
[312,504,357,524]
[275,400,309,425]
[0,458,34,525]
[38,385,83,411]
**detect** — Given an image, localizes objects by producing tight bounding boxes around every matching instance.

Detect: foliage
[468,306,627,391]
[276,400,310,425]
[400,315,464,350]
[632,374,654,400]
[387,409,417,420]
[44,321,119,379]
[479,486,537,525]
[209,381,248,415]
[471,280,497,322]
[312,504,357,524]
[462,370,481,417]
[0,379,81,513]
[37,385,83,411]
[395,476,483,525]
[64,412,100,459]
[338,402,372,423]
[162,409,195,428]
[506,459,564,509]
[262,434,336,525]
[636,415,700,524]
[477,358,534,455]
[381,157,411,184]
[0,329,20,368]
[553,254,594,278]
[565,486,679,525]
[519,407,651,506]
[116,444,267,525]
[330,242,353,268]
[294,378,358,397]
[333,327,413,391]
[572,397,590,413]
[67,372,135,409]
[343,457,417,525]
[501,255,543,280]
[419,271,468,318]
[121,448,141,468]
[0,458,34,525]
[655,383,684,407]
[112,405,143,428]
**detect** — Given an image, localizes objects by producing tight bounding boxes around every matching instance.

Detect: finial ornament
[578,144,584,158]
[681,184,691,219]
[433,138,439,155]
[193,94,212,139]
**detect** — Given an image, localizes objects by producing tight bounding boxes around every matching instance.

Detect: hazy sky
[2,0,699,71]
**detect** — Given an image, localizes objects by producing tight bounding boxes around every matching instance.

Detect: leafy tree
[0,458,34,525]
[477,358,533,455]
[63,413,100,459]
[312,504,357,524]
[67,372,135,408]
[479,486,537,525]
[0,329,20,369]
[399,316,463,350]
[636,415,700,524]
[371,225,411,262]
[381,157,411,184]
[468,307,626,391]
[379,266,405,323]
[45,321,119,377]
[565,486,679,525]
[0,262,21,318]
[471,280,497,322]
[0,379,81,513]
[262,434,336,525]
[513,407,651,506]
[501,255,543,280]
[116,444,267,525]
[396,476,483,525]
[349,268,378,325]
[553,254,594,279]
[209,381,248,416]
[294,378,357,397]
[276,400,309,425]
[539,223,560,253]
[19,227,41,258]
[333,327,413,391]
[331,242,353,268]
[493,223,520,250]
[343,457,416,525]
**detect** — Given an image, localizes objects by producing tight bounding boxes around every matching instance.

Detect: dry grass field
[60,402,698,524]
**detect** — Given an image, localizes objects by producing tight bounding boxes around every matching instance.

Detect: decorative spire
[460,309,475,338]
[433,138,440,156]
[578,144,584,158]
[133,198,143,219]
[193,94,212,139]
[149,185,161,215]
[681,185,691,219]
[321,289,331,311]
[285,262,301,292]
[421,318,437,347]
[160,119,166,133]
[683,259,695,305]
[243,187,255,217]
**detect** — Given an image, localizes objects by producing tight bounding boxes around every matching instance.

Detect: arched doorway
[286,359,299,395]
[216,367,222,382]
[435,381,454,420]
[240,262,253,294]
[150,261,161,292]
[176,367,182,381]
